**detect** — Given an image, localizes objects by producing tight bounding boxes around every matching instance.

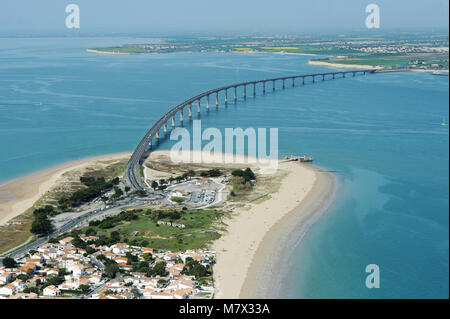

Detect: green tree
[2,257,16,268]
[104,263,120,279]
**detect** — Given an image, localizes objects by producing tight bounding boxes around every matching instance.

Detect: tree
[79,284,90,293]
[2,257,16,268]
[104,263,120,279]
[124,186,131,193]
[147,261,168,277]
[181,260,211,278]
[30,210,52,235]
[110,231,121,243]
[151,181,158,189]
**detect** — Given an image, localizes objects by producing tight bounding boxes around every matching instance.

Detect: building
[43,285,61,297]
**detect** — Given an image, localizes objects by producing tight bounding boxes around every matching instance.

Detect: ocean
[0,37,448,298]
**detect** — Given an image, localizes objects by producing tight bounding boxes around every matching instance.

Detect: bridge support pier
[263,82,266,94]
[156,131,160,142]
[332,73,335,79]
[253,83,256,96]
[234,87,237,101]
[353,72,356,77]
[189,104,192,119]
[282,79,285,89]
[215,92,219,107]
[322,74,325,81]
[225,89,228,104]
[163,122,167,134]
[243,85,246,99]
[292,78,295,87]
[206,95,210,110]
[149,141,152,150]
[343,73,346,78]
[172,116,175,128]
[272,80,275,91]
[197,100,201,114]
[312,75,315,83]
[180,109,184,123]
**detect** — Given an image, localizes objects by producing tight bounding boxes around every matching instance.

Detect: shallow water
[0,37,448,298]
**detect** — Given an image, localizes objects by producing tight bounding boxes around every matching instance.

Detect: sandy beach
[212,160,335,299]
[308,60,381,70]
[1,149,335,299]
[0,153,131,227]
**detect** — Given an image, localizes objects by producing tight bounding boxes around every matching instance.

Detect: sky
[0,0,448,35]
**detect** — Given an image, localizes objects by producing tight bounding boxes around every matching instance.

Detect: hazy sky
[0,0,448,35]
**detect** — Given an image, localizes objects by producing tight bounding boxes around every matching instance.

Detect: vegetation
[30,206,54,235]
[181,258,212,279]
[200,168,222,178]
[171,197,186,203]
[2,257,16,268]
[59,176,119,207]
[231,168,256,183]
[78,208,222,251]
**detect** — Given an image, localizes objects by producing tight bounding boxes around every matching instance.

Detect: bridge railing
[125,69,375,189]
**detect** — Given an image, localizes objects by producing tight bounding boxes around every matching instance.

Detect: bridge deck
[125,69,375,189]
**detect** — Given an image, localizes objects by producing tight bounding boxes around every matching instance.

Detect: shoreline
[212,161,334,299]
[0,152,131,227]
[240,167,337,298]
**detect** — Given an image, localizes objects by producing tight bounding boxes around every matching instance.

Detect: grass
[0,211,34,255]
[81,208,222,251]
[171,197,186,203]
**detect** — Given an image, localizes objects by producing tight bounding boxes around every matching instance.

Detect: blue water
[0,37,448,298]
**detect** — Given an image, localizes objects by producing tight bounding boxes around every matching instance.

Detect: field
[80,208,225,251]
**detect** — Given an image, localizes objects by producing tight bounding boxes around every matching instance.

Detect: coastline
[240,167,336,298]
[212,161,334,299]
[308,60,381,70]
[0,152,131,227]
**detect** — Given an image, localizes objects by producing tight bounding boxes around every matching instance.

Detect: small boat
[441,117,448,127]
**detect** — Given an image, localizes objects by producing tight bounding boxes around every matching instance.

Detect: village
[0,235,215,299]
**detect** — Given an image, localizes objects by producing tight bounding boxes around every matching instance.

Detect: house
[16,263,37,275]
[170,189,186,198]
[7,292,38,299]
[0,283,15,296]
[111,243,129,255]
[59,237,75,245]
[43,285,61,297]
[167,264,184,278]
[142,247,154,255]
[196,178,212,185]
[112,256,128,264]
[117,263,133,271]
[67,264,85,278]
[0,272,12,285]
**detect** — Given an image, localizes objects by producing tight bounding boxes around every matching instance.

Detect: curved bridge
[125,69,376,190]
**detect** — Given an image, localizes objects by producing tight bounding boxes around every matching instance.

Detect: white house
[43,285,61,297]
[170,189,186,198]
[67,264,85,278]
[0,272,12,285]
[0,283,15,296]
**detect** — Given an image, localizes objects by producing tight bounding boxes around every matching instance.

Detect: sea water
[0,37,448,298]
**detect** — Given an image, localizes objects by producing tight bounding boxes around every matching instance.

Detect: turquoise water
[0,37,448,298]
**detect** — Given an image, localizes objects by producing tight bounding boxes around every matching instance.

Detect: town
[0,236,215,299]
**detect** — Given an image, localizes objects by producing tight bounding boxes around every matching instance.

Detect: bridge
[125,69,376,190]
